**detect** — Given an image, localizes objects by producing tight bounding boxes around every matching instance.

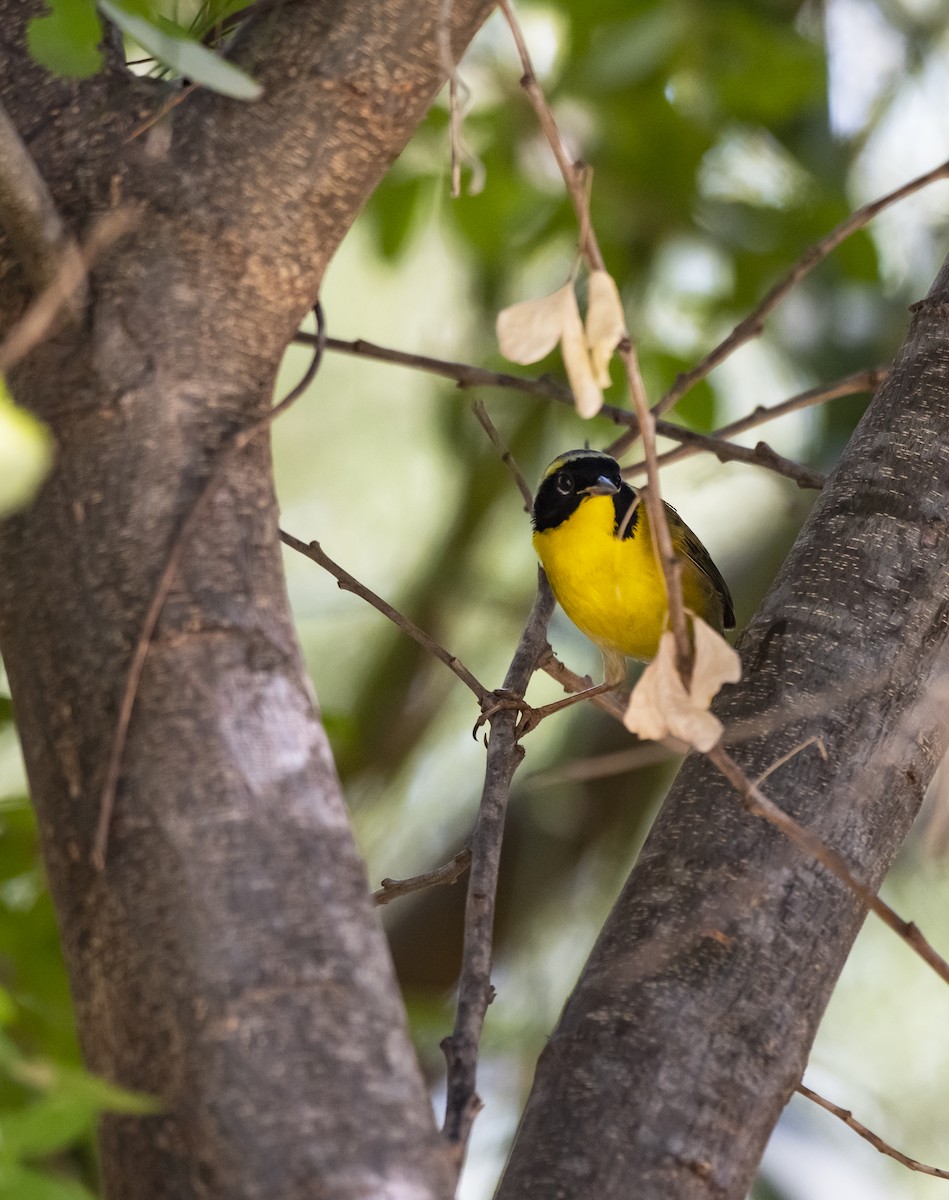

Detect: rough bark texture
[0,2,494,1198]
[498,263,949,1198]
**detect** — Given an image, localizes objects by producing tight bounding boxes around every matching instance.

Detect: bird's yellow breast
[533,495,717,662]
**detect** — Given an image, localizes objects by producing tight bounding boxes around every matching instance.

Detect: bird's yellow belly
[533,497,669,661]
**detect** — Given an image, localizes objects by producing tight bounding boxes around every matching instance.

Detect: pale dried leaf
[496,284,573,365]
[623,633,685,744]
[690,615,742,708]
[623,619,740,753]
[559,285,603,418]
[585,270,627,387]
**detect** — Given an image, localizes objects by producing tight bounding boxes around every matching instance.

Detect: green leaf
[0,987,17,1027]
[44,1064,160,1115]
[97,0,262,100]
[0,1163,97,1200]
[0,696,13,726]
[0,1096,97,1158]
[27,0,103,79]
[0,380,52,517]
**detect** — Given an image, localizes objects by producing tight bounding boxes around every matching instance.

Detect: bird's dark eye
[556,473,574,495]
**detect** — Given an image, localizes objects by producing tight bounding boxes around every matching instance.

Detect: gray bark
[497,265,949,1197]
[0,2,494,1198]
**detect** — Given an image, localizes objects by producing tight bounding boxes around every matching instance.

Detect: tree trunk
[0,2,493,1197]
[497,261,949,1198]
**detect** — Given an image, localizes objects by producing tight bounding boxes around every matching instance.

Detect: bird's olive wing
[663,502,736,629]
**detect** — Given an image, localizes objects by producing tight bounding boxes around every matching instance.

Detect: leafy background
[2,0,949,1196]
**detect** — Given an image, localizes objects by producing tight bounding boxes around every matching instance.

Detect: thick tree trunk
[497,260,949,1198]
[0,2,493,1197]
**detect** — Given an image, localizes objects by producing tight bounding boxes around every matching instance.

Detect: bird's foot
[472,689,540,740]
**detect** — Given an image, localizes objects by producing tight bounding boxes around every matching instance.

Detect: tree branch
[279,531,490,704]
[300,332,825,488]
[498,250,949,1200]
[797,1083,949,1180]
[620,368,887,476]
[0,208,138,374]
[708,742,949,987]
[93,306,326,869]
[0,99,78,298]
[655,159,949,417]
[374,846,473,906]
[442,570,556,1157]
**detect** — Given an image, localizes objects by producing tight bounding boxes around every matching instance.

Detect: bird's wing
[663,502,736,629]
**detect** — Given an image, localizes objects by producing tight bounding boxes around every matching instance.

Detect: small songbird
[532,448,735,690]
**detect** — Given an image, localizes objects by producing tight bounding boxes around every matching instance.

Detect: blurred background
[3,0,949,1196]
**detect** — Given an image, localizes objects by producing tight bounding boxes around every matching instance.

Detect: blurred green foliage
[28,0,258,94]
[0,379,52,517]
[6,1,949,1197]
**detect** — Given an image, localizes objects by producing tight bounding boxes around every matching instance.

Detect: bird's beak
[582,475,620,496]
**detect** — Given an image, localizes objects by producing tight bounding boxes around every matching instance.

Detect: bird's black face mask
[532,450,639,538]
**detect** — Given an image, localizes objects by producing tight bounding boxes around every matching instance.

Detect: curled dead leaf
[585,270,627,388]
[496,284,574,365]
[496,271,627,420]
[623,616,741,753]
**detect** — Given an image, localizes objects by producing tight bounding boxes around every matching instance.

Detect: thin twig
[300,333,824,488]
[374,846,472,906]
[280,532,490,704]
[471,400,534,511]
[92,304,327,870]
[620,368,887,475]
[0,100,78,298]
[498,0,605,271]
[708,743,949,988]
[797,1083,949,1180]
[618,339,692,678]
[0,208,139,374]
[755,735,827,787]
[530,742,674,787]
[125,83,199,143]
[655,158,949,417]
[630,433,825,490]
[538,647,628,723]
[442,570,556,1157]
[438,0,463,198]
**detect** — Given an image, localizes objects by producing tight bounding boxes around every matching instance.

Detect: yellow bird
[532,448,734,689]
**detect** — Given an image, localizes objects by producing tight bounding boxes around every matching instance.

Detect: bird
[532,448,735,695]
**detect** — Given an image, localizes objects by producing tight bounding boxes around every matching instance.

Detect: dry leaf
[623,617,741,753]
[585,270,627,387]
[559,286,604,418]
[496,275,627,420]
[691,615,742,707]
[496,284,574,365]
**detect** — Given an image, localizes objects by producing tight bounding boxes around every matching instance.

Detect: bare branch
[797,1083,949,1180]
[374,846,472,906]
[638,434,825,490]
[471,399,534,511]
[0,100,78,299]
[498,0,604,271]
[620,368,887,476]
[655,159,949,417]
[708,742,949,988]
[0,208,138,374]
[280,532,490,704]
[442,570,556,1156]
[618,340,692,678]
[92,305,327,870]
[305,333,825,488]
[530,743,674,787]
[538,647,629,723]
